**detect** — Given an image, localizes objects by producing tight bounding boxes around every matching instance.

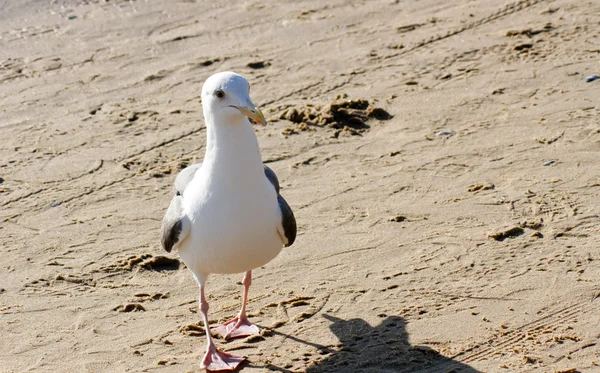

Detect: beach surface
[1,0,600,372]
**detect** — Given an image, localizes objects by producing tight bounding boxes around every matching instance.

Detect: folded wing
[161,163,202,252]
[161,195,190,252]
[264,165,297,247]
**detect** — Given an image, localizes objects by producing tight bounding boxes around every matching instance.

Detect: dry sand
[1,0,600,372]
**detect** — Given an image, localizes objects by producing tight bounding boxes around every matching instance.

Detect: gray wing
[277,194,296,247]
[174,163,202,196]
[161,195,190,252]
[263,165,280,194]
[161,164,199,252]
[265,165,296,247]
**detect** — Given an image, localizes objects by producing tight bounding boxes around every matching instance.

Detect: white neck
[203,114,264,183]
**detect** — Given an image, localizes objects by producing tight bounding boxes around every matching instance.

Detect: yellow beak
[231,102,266,126]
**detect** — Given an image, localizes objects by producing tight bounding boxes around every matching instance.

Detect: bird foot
[201,346,245,372]
[213,316,260,339]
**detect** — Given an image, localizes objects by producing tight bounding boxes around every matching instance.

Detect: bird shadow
[301,314,482,373]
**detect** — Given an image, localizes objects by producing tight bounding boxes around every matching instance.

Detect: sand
[1,0,600,372]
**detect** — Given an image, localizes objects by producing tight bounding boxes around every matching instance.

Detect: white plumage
[179,116,283,275]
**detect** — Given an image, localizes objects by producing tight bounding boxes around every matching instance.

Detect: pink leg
[198,284,245,371]
[213,271,260,339]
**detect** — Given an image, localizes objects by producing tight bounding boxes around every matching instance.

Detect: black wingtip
[278,194,297,247]
[161,219,182,253]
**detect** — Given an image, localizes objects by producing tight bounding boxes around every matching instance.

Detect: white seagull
[161,72,297,371]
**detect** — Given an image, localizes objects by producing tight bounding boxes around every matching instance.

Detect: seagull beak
[231,101,266,126]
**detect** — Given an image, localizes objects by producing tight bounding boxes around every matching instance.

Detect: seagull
[161,72,297,371]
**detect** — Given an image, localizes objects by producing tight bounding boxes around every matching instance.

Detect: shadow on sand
[303,314,481,373]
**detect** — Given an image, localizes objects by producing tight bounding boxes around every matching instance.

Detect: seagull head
[201,71,266,126]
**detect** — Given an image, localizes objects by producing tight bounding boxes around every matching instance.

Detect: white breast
[178,164,283,276]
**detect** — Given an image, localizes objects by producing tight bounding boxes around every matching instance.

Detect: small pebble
[542,159,557,166]
[436,131,456,137]
[584,75,599,83]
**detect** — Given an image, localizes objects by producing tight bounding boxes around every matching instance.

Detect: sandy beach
[1,0,600,372]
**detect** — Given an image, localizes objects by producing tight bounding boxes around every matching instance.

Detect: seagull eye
[215,90,225,99]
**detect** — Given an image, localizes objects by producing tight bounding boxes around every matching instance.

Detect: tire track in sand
[451,299,596,364]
